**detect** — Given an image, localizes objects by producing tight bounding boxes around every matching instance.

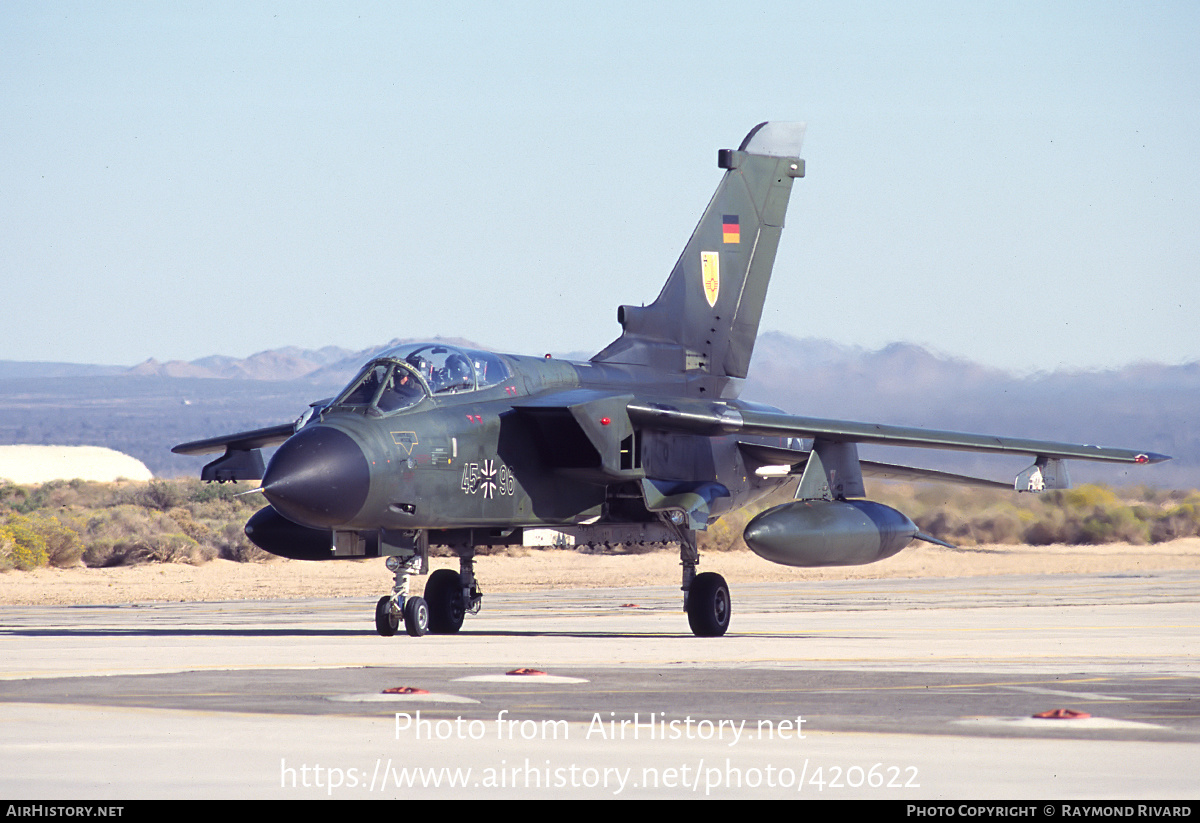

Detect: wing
[172,423,296,456]
[629,403,1167,464]
[629,401,1168,494]
[172,422,296,482]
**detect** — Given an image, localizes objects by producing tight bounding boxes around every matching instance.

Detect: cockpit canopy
[330,343,512,416]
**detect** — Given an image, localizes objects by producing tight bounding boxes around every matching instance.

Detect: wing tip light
[1137,452,1171,465]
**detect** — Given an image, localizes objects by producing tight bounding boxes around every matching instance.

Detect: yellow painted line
[734,624,1200,635]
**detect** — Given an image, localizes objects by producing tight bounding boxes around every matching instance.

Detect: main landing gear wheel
[375,596,399,637]
[403,595,429,637]
[687,572,730,637]
[424,569,465,634]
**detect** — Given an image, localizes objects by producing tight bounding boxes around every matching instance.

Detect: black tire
[403,595,429,637]
[375,595,398,637]
[424,569,466,634]
[687,572,731,637]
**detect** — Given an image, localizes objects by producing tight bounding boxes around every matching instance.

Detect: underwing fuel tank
[742,499,917,567]
[245,505,335,560]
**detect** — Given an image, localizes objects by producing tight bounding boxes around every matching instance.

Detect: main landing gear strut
[677,526,730,637]
[375,526,728,638]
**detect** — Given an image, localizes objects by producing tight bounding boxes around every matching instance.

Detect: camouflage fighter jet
[174,122,1168,637]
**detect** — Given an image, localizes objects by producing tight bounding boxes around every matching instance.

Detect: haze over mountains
[0,333,1194,488]
[123,337,476,383]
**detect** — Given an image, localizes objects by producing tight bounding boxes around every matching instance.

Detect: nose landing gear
[376,552,430,636]
[376,543,481,638]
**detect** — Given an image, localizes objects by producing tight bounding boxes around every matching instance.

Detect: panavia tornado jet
[174,122,1168,637]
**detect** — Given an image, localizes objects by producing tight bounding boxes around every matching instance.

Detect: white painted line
[1000,685,1128,701]
[327,692,480,703]
[453,674,589,684]
[953,716,1164,731]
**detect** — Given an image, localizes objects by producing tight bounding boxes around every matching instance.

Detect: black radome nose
[261,426,371,528]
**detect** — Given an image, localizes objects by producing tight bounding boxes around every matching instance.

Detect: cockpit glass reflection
[333,361,427,415]
[330,343,513,415]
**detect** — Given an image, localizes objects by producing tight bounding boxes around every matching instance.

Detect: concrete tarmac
[2,572,1198,798]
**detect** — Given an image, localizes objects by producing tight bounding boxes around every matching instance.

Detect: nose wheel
[375,596,399,636]
[375,594,430,636]
[402,596,429,636]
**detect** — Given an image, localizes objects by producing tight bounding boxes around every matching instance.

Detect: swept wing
[631,401,1167,496]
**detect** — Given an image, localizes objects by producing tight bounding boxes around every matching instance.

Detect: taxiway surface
[2,572,1198,798]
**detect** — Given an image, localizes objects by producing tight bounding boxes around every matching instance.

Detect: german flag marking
[722,214,740,244]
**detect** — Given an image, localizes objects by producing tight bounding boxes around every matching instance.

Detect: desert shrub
[970,510,1025,545]
[0,514,49,569]
[81,506,207,566]
[31,512,84,567]
[0,524,45,570]
[914,508,974,544]
[0,481,30,513]
[0,512,82,568]
[0,528,16,570]
[1054,485,1123,511]
[212,521,269,562]
[3,475,1199,569]
[699,481,1200,550]
[167,506,213,543]
[0,527,26,571]
[700,508,753,553]
[881,481,1191,547]
[1027,506,1072,545]
[164,480,264,523]
[1150,502,1200,542]
[188,480,254,504]
[80,539,116,567]
[8,479,111,513]
[1077,504,1150,545]
[0,479,272,568]
[134,480,186,511]
[98,533,209,566]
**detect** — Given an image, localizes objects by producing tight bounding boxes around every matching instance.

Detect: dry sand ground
[3,538,1199,606]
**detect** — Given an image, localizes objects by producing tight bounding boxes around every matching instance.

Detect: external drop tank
[742,499,918,567]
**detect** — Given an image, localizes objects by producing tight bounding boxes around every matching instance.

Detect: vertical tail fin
[591,122,806,396]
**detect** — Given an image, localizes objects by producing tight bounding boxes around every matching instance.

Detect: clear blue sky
[3,2,1197,373]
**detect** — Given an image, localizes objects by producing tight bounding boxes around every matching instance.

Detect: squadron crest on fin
[701,251,720,308]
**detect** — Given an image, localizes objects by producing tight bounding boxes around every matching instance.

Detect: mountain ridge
[0,334,1193,486]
